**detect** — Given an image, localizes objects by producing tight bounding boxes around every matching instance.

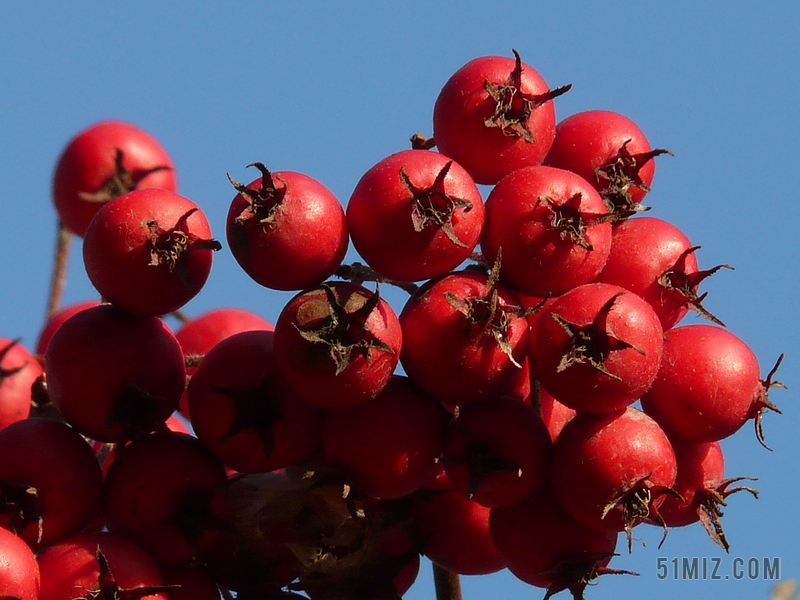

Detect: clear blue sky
[1,2,798,599]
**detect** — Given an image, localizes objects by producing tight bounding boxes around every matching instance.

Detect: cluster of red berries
[0,50,785,600]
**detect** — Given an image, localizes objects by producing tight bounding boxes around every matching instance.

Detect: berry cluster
[0,50,785,600]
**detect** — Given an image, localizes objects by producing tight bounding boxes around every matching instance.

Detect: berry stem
[333,262,419,294]
[46,221,71,319]
[432,563,462,600]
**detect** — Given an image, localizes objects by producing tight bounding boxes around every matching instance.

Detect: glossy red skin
[528,283,664,414]
[37,531,168,600]
[175,307,274,367]
[160,564,223,600]
[442,395,552,507]
[321,376,444,500]
[0,526,39,600]
[595,216,700,330]
[346,149,484,282]
[489,486,618,590]
[536,384,577,444]
[34,299,101,363]
[544,109,657,205]
[551,407,677,532]
[399,270,529,406]
[410,469,506,575]
[90,413,194,482]
[433,54,559,185]
[659,441,725,527]
[52,120,177,237]
[504,354,531,403]
[0,338,41,430]
[481,165,612,296]
[83,189,216,317]
[226,170,348,291]
[45,304,186,441]
[641,324,764,443]
[103,432,228,564]
[274,282,402,409]
[175,307,273,414]
[0,418,103,549]
[187,330,324,473]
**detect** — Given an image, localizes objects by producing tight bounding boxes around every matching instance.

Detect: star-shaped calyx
[483,49,571,143]
[551,292,643,380]
[227,162,288,230]
[750,354,786,451]
[71,545,179,600]
[694,476,759,552]
[209,372,286,458]
[444,250,546,368]
[104,382,177,442]
[78,148,172,204]
[143,208,222,289]
[536,192,614,251]
[399,160,473,248]
[0,478,43,544]
[294,284,395,376]
[539,552,638,600]
[656,245,733,326]
[601,474,683,553]
[593,138,673,218]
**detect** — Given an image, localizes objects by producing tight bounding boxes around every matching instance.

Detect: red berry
[544,109,671,216]
[45,304,186,441]
[83,188,221,317]
[399,267,529,407]
[433,50,570,185]
[641,324,783,447]
[346,149,484,282]
[321,376,443,499]
[0,337,42,430]
[551,407,678,550]
[528,283,664,414]
[226,163,348,291]
[186,330,323,474]
[481,165,612,296]
[52,120,177,237]
[274,282,402,410]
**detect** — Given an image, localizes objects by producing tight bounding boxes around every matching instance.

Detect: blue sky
[1,2,798,599]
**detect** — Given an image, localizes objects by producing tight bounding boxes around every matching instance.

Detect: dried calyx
[294,284,394,375]
[751,354,786,451]
[400,161,473,248]
[444,251,546,368]
[536,193,615,251]
[593,139,673,218]
[228,162,288,228]
[106,382,176,441]
[73,546,179,600]
[601,474,683,553]
[656,245,733,326]
[0,479,43,544]
[143,208,221,293]
[78,147,172,204]
[540,552,639,600]
[483,49,571,142]
[695,476,759,552]
[209,372,286,457]
[551,292,643,380]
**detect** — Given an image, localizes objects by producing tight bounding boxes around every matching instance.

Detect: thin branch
[46,221,72,319]
[433,564,462,600]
